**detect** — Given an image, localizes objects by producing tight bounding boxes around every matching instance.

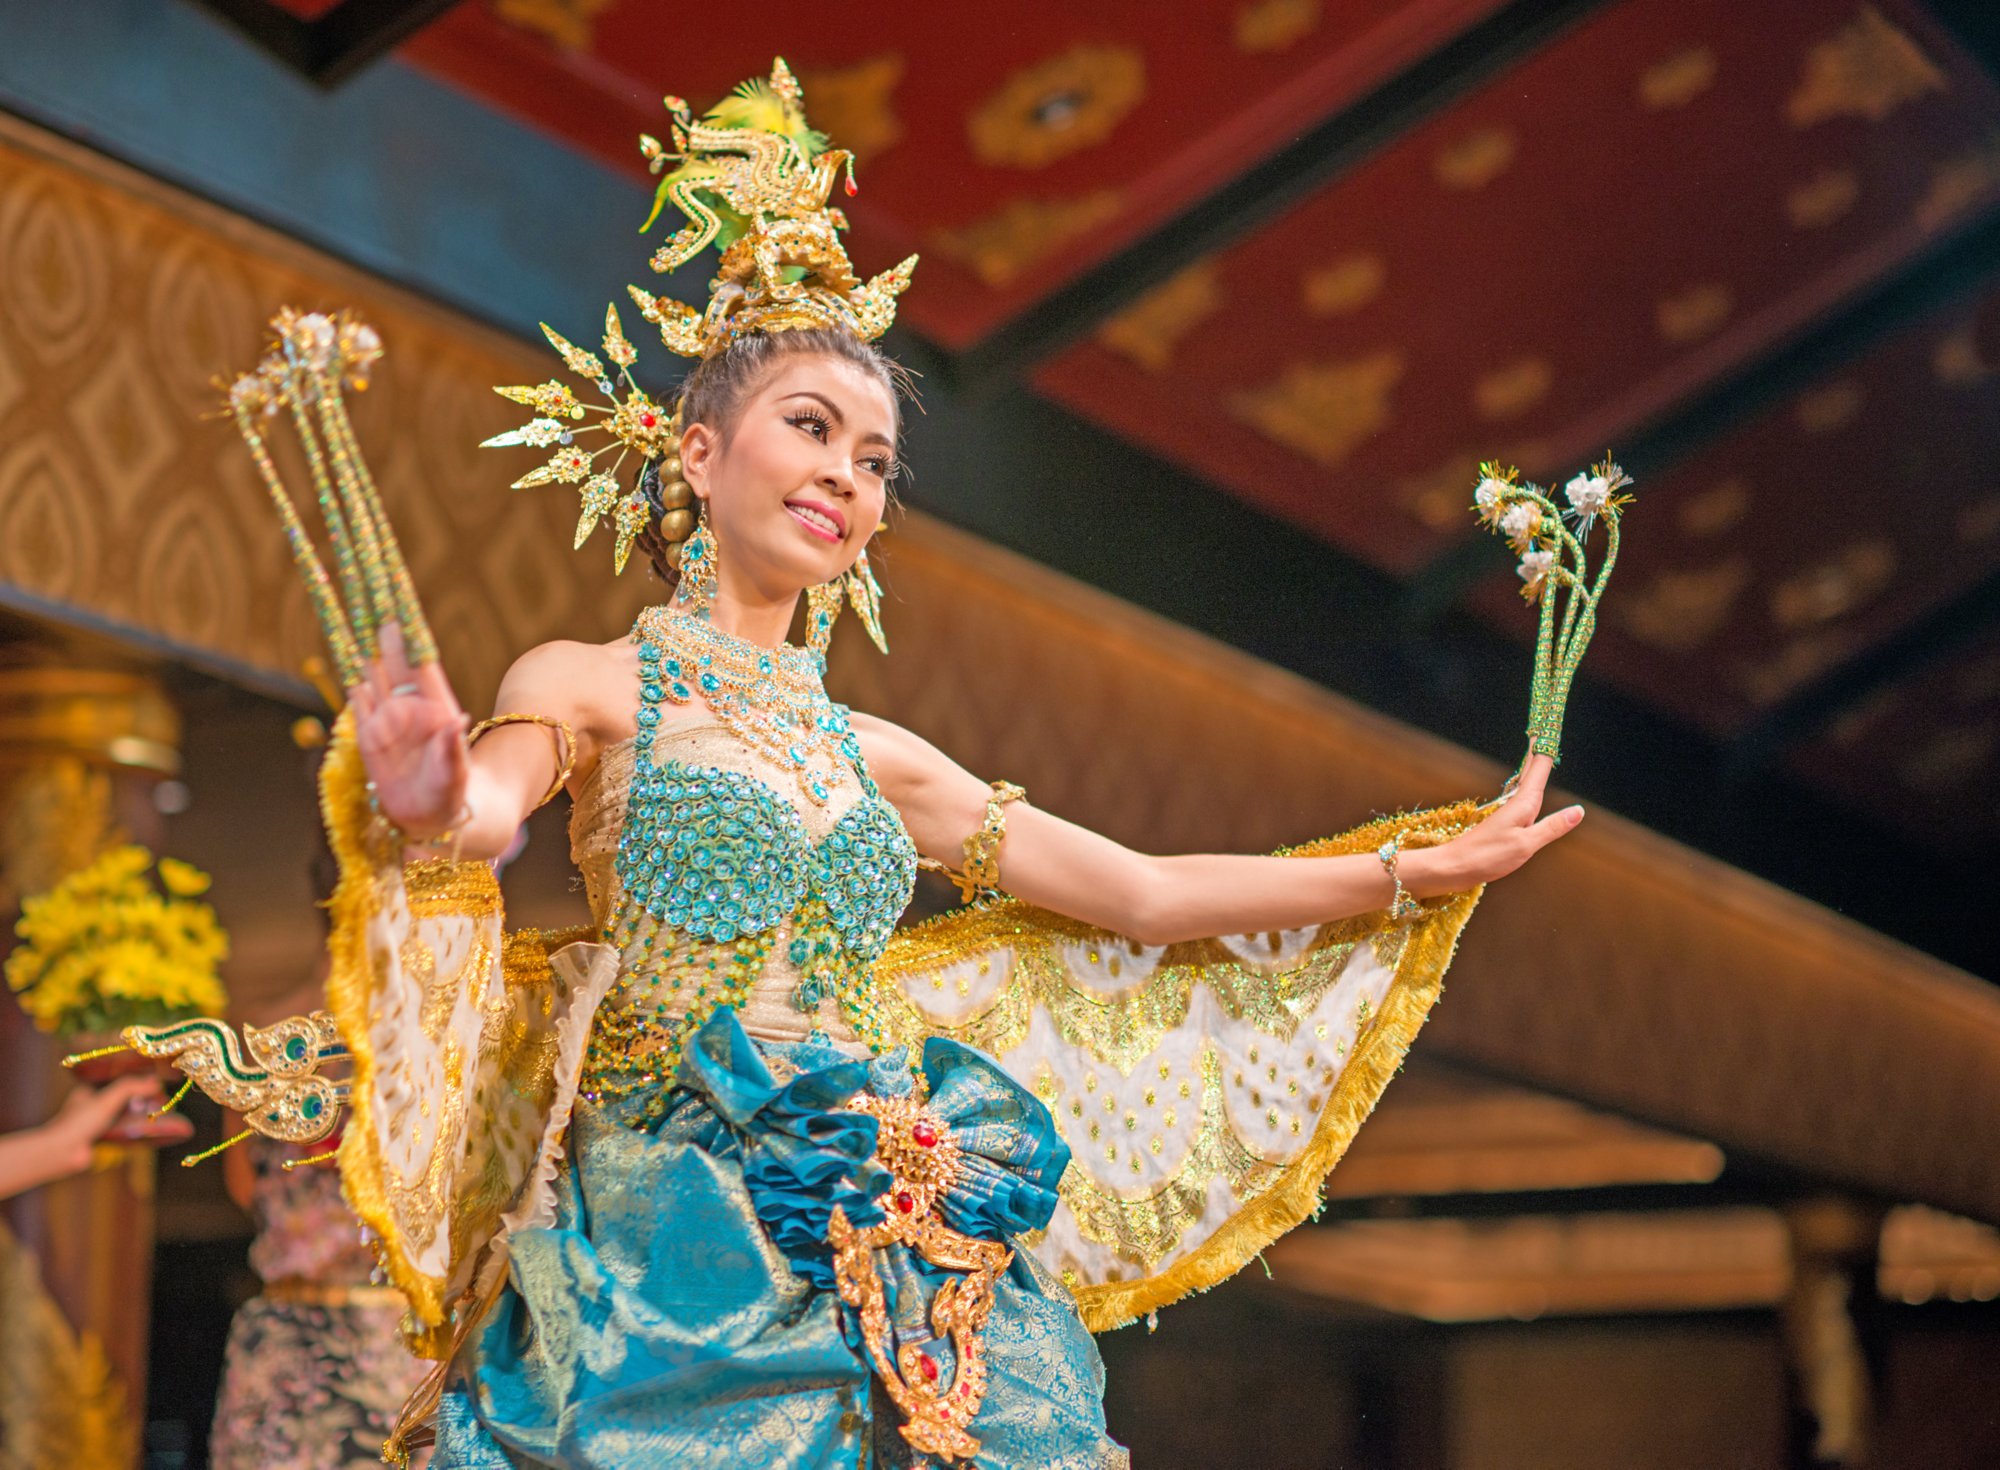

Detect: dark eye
[786,410,832,440]
[861,455,896,479]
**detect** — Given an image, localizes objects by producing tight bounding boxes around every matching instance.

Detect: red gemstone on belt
[912,1120,939,1148]
[895,1190,915,1214]
[917,1352,938,1383]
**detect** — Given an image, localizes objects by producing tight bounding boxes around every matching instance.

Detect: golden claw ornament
[629,57,918,357]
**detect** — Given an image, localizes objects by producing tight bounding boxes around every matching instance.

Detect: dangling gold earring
[674,512,717,614]
[844,548,887,654]
[806,577,844,657]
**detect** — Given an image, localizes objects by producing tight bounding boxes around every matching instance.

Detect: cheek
[851,483,889,541]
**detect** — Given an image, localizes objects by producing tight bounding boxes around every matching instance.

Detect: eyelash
[786,410,897,480]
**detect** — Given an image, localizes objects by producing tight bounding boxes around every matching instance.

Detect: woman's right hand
[346,623,471,840]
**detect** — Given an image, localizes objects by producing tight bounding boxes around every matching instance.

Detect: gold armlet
[469,713,578,811]
[922,780,1026,903]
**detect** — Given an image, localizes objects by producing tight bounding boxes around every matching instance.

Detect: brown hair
[638,327,911,586]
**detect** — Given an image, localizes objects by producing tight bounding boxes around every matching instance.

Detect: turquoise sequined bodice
[579,615,918,1106]
[616,756,914,961]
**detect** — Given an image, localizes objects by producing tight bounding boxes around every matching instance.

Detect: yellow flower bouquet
[6,845,230,1037]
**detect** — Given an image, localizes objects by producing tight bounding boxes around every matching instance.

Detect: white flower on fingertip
[1517,547,1555,603]
[1565,472,1612,518]
[1499,502,1542,545]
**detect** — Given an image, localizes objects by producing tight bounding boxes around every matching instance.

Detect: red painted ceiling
[401,0,1514,348]
[399,0,2000,841]
[1036,0,2000,574]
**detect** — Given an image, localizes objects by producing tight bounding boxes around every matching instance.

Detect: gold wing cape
[873,803,1485,1333]
[317,716,620,1356]
[311,716,1481,1349]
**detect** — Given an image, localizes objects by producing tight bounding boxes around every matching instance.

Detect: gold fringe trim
[883,800,1489,1336]
[320,712,483,1331]
[1071,881,1480,1333]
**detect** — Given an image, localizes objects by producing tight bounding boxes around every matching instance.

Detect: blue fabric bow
[674,1010,1070,1288]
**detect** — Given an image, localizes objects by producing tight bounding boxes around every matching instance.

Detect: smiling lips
[785,499,846,543]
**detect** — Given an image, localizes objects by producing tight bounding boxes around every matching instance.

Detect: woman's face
[681,354,897,603]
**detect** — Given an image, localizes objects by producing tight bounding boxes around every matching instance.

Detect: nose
[817,457,857,498]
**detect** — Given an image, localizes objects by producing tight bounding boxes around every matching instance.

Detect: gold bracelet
[469,713,578,810]
[1376,835,1423,921]
[932,780,1025,902]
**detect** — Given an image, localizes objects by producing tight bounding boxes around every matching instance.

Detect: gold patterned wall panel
[0,118,653,713]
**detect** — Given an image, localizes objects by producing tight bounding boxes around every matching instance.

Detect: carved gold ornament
[491,0,614,51]
[1617,559,1751,653]
[967,44,1146,170]
[1432,126,1517,191]
[931,190,1122,287]
[1656,282,1734,345]
[1794,379,1866,434]
[1302,252,1385,316]
[1788,6,1946,128]
[1769,541,1896,630]
[1401,452,1484,531]
[1897,721,1995,794]
[1229,352,1405,469]
[1914,143,2000,233]
[1473,356,1553,422]
[1933,327,1994,387]
[1096,261,1223,371]
[798,55,906,164]
[1677,477,1752,538]
[830,1095,1011,1463]
[1788,168,1861,229]
[1638,47,1718,111]
[1235,0,1323,54]
[98,1012,350,1156]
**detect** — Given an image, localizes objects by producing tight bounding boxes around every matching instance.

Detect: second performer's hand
[346,623,471,840]
[1404,753,1582,896]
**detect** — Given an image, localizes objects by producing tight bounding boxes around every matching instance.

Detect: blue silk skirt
[433,1009,1126,1470]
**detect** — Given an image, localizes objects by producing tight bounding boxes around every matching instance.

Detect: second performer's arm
[854,714,1583,942]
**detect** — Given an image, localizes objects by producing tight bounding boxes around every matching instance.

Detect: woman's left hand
[1403,753,1582,896]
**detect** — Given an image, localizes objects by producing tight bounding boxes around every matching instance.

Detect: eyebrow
[782,390,896,451]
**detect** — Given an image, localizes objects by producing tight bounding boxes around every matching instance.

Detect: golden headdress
[485,58,918,573]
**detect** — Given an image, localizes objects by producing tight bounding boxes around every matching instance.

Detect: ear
[680,419,718,501]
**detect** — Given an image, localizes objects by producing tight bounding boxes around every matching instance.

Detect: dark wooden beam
[946,0,1615,390]
[190,0,462,87]
[1728,565,2000,783]
[1925,0,2000,79]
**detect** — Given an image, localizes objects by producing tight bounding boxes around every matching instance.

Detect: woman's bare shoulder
[495,636,638,734]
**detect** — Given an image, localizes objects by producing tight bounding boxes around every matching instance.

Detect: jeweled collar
[632,605,857,804]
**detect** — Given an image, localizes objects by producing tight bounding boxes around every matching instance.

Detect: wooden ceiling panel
[399,0,1514,347]
[1034,0,2000,576]
[1789,625,2000,852]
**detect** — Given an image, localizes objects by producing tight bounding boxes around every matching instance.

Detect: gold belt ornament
[828,1094,1010,1463]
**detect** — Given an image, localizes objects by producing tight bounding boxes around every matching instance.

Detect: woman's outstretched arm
[347,627,615,862]
[852,714,1581,946]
